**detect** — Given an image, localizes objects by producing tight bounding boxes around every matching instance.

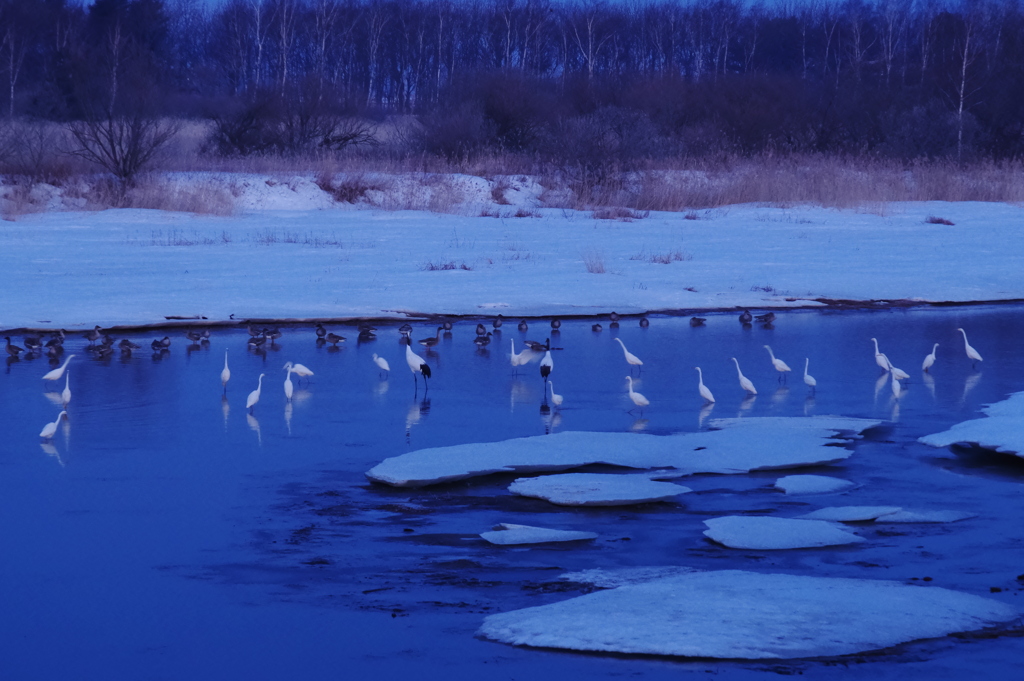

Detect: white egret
[803,358,817,391]
[922,343,939,372]
[870,338,890,372]
[625,376,649,412]
[730,357,757,395]
[283,361,314,381]
[614,338,643,373]
[40,410,66,439]
[220,350,230,391]
[695,367,715,403]
[373,353,390,377]
[246,374,265,413]
[764,345,791,380]
[42,354,75,383]
[284,366,294,401]
[957,328,983,367]
[61,372,72,407]
[509,339,532,370]
[881,354,909,380]
[405,343,431,387]
[548,381,563,406]
[540,350,553,381]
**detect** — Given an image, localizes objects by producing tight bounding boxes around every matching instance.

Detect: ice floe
[508,473,691,506]
[775,474,857,495]
[366,416,882,487]
[798,506,903,522]
[703,516,865,549]
[479,523,598,545]
[919,392,1024,457]
[478,570,1018,659]
[875,510,977,523]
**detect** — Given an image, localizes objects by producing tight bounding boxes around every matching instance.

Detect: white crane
[373,353,390,378]
[695,367,715,403]
[220,350,230,392]
[764,345,791,381]
[405,343,431,388]
[540,350,553,381]
[61,371,72,407]
[870,338,890,372]
[614,338,643,373]
[548,381,563,406]
[42,354,75,383]
[40,410,67,439]
[881,354,909,380]
[283,361,314,383]
[284,366,294,401]
[731,357,757,395]
[803,358,817,392]
[625,376,649,413]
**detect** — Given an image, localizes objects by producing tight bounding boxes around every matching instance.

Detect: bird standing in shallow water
[689,317,705,327]
[283,361,314,382]
[695,367,715,403]
[284,366,294,401]
[62,372,72,407]
[540,350,553,381]
[764,345,791,381]
[40,410,67,439]
[405,343,431,389]
[739,310,752,324]
[731,358,757,395]
[803,358,817,392]
[518,319,528,332]
[43,354,75,383]
[221,350,230,392]
[625,376,649,413]
[871,338,891,372]
[922,343,939,372]
[5,337,22,357]
[548,381,563,406]
[956,328,982,368]
[246,374,265,413]
[614,338,643,373]
[639,317,650,328]
[325,332,345,345]
[373,353,390,378]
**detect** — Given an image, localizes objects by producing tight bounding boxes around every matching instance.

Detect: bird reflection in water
[804,394,816,416]
[247,412,261,445]
[221,394,230,429]
[540,404,562,434]
[922,371,936,401]
[874,372,890,404]
[509,379,532,413]
[961,372,982,406]
[40,442,65,467]
[771,385,789,406]
[890,400,900,423]
[698,402,715,428]
[630,418,649,432]
[738,394,756,416]
[284,401,293,435]
[405,398,431,443]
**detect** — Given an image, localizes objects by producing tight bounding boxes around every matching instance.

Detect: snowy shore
[2,173,1023,331]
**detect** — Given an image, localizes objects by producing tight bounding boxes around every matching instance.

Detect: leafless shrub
[630,248,692,264]
[514,207,539,217]
[315,171,385,204]
[684,212,700,220]
[581,250,606,274]
[925,215,955,225]
[0,122,78,184]
[593,206,648,220]
[491,177,512,205]
[66,114,181,191]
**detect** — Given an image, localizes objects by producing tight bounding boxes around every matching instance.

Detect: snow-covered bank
[2,172,1023,330]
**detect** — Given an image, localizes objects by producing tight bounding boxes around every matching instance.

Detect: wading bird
[5,337,22,357]
[42,354,75,383]
[689,317,706,327]
[957,328,983,368]
[284,366,293,401]
[283,361,314,382]
[221,350,230,391]
[246,374,265,413]
[325,332,345,345]
[739,310,752,324]
[731,357,757,395]
[373,353,390,378]
[61,372,72,407]
[40,410,66,439]
[418,327,443,348]
[615,337,643,373]
[922,343,939,372]
[870,338,890,372]
[518,319,528,332]
[405,343,431,388]
[548,381,563,406]
[764,345,791,381]
[625,376,649,413]
[695,367,715,403]
[881,354,909,380]
[803,358,817,392]
[540,350,553,381]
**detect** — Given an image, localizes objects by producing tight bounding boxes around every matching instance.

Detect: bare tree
[67,113,180,190]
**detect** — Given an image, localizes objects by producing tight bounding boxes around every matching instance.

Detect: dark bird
[325,332,345,345]
[315,323,327,339]
[592,323,603,332]
[526,338,550,352]
[84,326,103,344]
[418,327,443,347]
[474,332,493,347]
[551,318,561,330]
[476,323,487,336]
[518,319,528,332]
[739,310,753,324]
[639,317,650,328]
[492,315,503,330]
[609,312,620,322]
[151,337,171,351]
[5,336,23,357]
[442,320,453,331]
[690,317,706,327]
[755,312,776,324]
[186,329,202,343]
[24,335,42,351]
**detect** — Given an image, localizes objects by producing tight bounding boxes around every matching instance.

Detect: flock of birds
[10,310,986,439]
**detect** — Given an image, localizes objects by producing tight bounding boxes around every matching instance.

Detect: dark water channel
[3,307,1024,680]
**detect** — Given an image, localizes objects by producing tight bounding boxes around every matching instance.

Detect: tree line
[2,0,1023,165]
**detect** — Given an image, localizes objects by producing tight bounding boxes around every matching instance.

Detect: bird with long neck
[731,357,757,395]
[220,350,230,392]
[956,328,982,368]
[764,345,791,381]
[922,343,939,372]
[405,343,431,389]
[870,338,890,372]
[803,358,817,392]
[695,367,715,403]
[625,376,649,412]
[42,354,75,383]
[614,338,643,373]
[246,374,265,413]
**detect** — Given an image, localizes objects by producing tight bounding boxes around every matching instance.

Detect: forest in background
[0,0,1023,211]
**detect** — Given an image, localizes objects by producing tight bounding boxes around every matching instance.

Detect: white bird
[548,381,563,406]
[625,376,649,411]
[220,350,230,391]
[246,373,265,412]
[695,367,715,403]
[881,354,909,380]
[509,338,534,370]
[614,338,643,373]
[283,361,314,381]
[731,357,757,395]
[40,410,66,439]
[957,328,983,367]
[61,371,72,407]
[42,354,75,383]
[870,338,890,372]
[764,345,791,380]
[373,353,390,377]
[922,343,939,372]
[405,343,431,387]
[284,366,293,401]
[540,350,553,381]
[803,358,817,391]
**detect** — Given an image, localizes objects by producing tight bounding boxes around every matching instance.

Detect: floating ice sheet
[703,516,865,549]
[480,523,598,545]
[919,392,1024,457]
[875,510,977,523]
[775,474,856,495]
[798,506,903,522]
[509,473,691,506]
[366,416,882,487]
[478,570,1018,659]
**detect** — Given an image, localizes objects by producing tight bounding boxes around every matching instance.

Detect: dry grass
[422,260,472,271]
[925,215,955,225]
[630,248,692,263]
[581,250,607,274]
